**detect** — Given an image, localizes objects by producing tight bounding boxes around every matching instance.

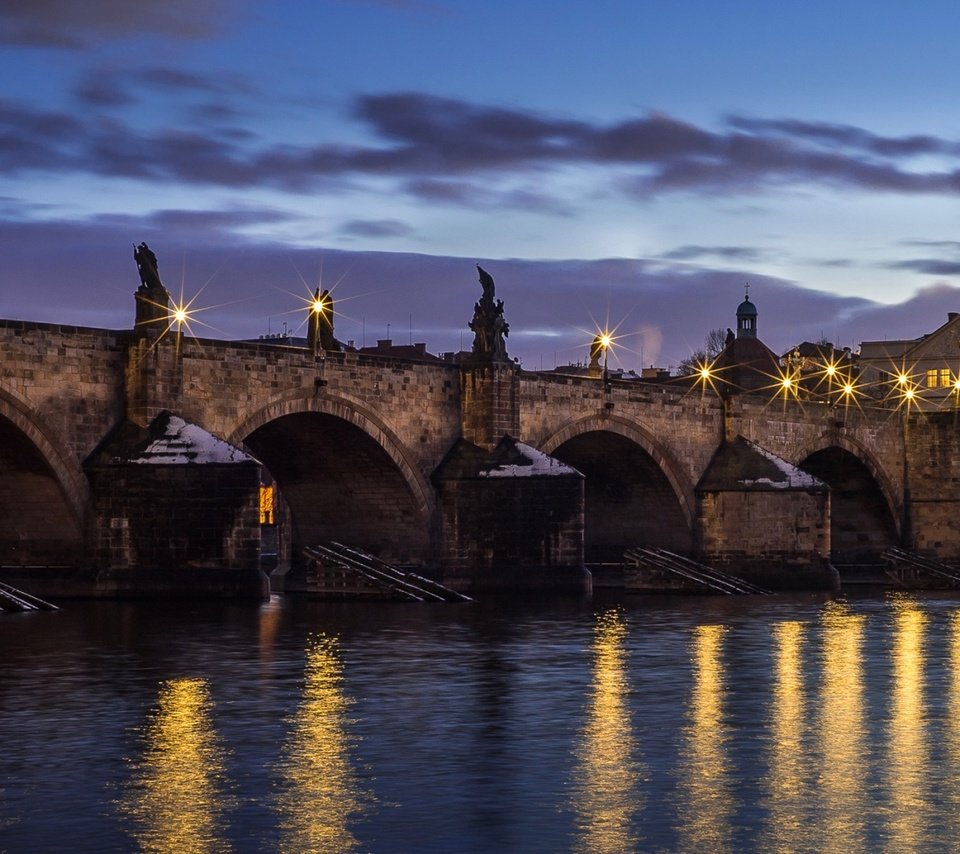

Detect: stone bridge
[1,277,957,594]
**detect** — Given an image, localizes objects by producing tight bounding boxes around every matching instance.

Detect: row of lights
[145,292,960,416]
[593,326,960,413]
[138,284,333,344]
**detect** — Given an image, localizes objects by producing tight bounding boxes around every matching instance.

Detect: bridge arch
[540,415,696,559]
[227,392,434,564]
[792,434,901,558]
[0,386,89,564]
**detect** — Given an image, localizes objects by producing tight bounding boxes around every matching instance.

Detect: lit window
[259,485,275,525]
[941,368,952,388]
[927,369,939,389]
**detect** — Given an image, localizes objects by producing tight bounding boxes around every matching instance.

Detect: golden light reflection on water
[887,597,929,851]
[570,608,640,853]
[678,624,731,853]
[276,633,368,853]
[257,595,283,664]
[819,600,867,852]
[763,621,809,853]
[123,677,230,853]
[949,612,960,827]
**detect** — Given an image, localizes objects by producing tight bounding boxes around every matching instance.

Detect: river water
[2,589,960,852]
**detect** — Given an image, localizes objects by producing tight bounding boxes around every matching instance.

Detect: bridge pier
[432,270,590,593]
[433,436,590,594]
[84,412,267,598]
[695,435,837,589]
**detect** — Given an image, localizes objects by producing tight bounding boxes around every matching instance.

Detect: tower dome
[737,287,757,339]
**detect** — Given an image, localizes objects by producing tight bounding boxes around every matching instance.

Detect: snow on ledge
[740,439,824,489]
[131,415,253,465]
[480,441,579,478]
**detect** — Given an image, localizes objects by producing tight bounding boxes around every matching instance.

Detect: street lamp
[599,332,612,389]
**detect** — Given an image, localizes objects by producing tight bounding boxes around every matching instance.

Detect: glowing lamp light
[825,363,837,377]
[167,299,198,335]
[953,378,960,392]
[842,382,855,396]
[781,376,794,391]
[599,333,612,350]
[904,388,916,401]
[897,373,910,386]
[698,366,712,381]
[312,297,327,315]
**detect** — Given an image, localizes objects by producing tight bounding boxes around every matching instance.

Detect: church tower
[737,286,758,339]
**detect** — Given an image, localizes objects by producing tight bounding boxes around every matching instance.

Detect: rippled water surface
[3,590,960,852]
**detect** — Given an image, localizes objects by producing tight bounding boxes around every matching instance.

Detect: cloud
[887,259,960,276]
[660,245,769,263]
[0,0,234,48]
[726,116,960,159]
[403,178,572,214]
[900,239,960,251]
[886,241,960,276]
[7,88,960,211]
[72,74,135,108]
[136,66,254,97]
[339,219,415,238]
[0,102,86,172]
[813,258,856,269]
[7,212,960,371]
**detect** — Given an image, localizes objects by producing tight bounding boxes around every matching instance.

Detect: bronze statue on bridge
[132,242,171,328]
[133,242,164,292]
[469,265,510,361]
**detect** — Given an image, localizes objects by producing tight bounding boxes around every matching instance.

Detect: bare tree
[676,328,727,376]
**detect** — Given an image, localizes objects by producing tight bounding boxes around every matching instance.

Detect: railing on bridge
[303,542,472,602]
[883,546,960,588]
[0,581,59,613]
[624,547,770,595]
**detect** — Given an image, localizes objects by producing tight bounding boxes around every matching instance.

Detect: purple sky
[3,0,960,370]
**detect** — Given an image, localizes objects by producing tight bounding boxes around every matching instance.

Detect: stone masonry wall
[0,320,126,460]
[519,373,726,504]
[436,473,585,592]
[174,340,463,487]
[904,412,960,557]
[460,363,520,449]
[87,461,261,571]
[697,489,830,565]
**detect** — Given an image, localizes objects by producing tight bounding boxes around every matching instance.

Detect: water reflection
[14,595,960,851]
[122,677,230,853]
[570,608,640,853]
[678,623,731,852]
[763,620,809,852]
[257,595,283,664]
[887,597,929,850]
[819,600,867,851]
[949,612,960,828]
[276,633,368,853]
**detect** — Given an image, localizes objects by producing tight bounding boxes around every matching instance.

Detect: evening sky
[3,0,960,369]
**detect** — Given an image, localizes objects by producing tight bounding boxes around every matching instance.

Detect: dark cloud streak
[339,219,415,238]
[660,245,769,262]
[6,89,960,204]
[0,0,233,48]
